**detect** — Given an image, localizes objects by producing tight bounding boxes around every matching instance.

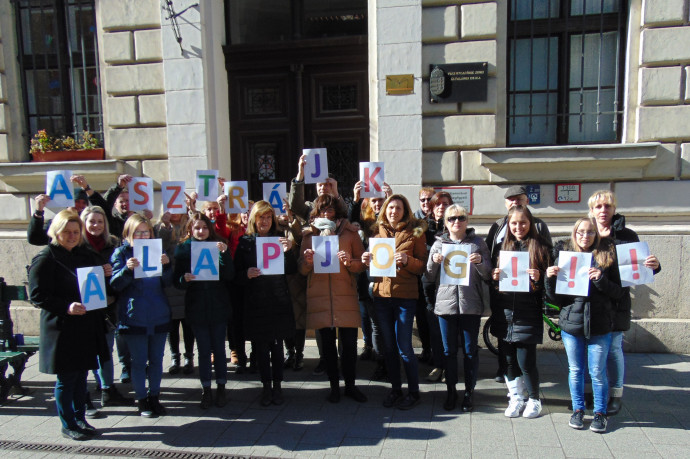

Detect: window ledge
[478,143,662,182]
[0,160,133,193]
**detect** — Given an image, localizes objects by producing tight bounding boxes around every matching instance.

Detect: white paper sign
[77,266,107,311]
[224,181,249,213]
[162,181,187,214]
[133,239,163,278]
[440,243,472,286]
[46,170,74,208]
[128,177,154,212]
[616,242,654,286]
[359,162,385,198]
[313,236,340,274]
[304,148,328,184]
[499,251,530,292]
[256,237,285,275]
[369,238,396,277]
[555,251,593,296]
[191,241,219,281]
[195,170,219,201]
[263,182,287,215]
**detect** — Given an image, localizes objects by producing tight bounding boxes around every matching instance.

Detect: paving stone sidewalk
[0,342,688,458]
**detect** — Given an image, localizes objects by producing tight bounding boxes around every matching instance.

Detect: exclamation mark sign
[568,256,577,288]
[630,249,640,280]
[511,257,519,286]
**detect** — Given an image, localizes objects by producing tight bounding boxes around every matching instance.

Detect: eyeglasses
[576,231,596,237]
[419,197,432,203]
[447,215,467,223]
[133,231,150,237]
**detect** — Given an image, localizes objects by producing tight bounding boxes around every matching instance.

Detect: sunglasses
[419,197,432,203]
[447,215,467,223]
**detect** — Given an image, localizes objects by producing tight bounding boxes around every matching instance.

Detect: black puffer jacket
[606,214,661,331]
[233,232,297,342]
[492,240,545,345]
[545,240,625,338]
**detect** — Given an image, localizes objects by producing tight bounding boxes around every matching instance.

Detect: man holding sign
[425,205,491,412]
[289,152,345,222]
[299,195,367,403]
[587,190,661,416]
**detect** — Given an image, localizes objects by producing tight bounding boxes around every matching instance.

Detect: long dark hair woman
[299,194,367,403]
[491,205,551,419]
[29,210,109,441]
[361,194,427,410]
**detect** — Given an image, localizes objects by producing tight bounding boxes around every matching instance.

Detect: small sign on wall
[434,186,473,215]
[526,185,541,205]
[555,183,581,203]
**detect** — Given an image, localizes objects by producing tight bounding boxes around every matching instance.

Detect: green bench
[0,277,36,403]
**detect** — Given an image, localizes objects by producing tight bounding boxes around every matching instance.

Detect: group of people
[27,160,659,441]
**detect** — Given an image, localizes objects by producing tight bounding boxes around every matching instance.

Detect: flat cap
[504,185,527,199]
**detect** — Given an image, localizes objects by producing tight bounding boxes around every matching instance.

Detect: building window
[507,0,626,146]
[14,0,102,144]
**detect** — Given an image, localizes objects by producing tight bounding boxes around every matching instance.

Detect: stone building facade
[0,0,687,352]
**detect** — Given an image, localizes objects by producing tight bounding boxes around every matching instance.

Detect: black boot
[294,330,306,371]
[607,397,622,416]
[461,390,474,412]
[182,353,194,375]
[444,385,457,411]
[284,348,296,369]
[200,386,213,409]
[272,381,284,405]
[215,384,227,408]
[168,353,181,375]
[85,391,101,418]
[137,398,155,418]
[260,382,272,406]
[101,385,133,407]
[148,395,166,416]
[328,380,341,403]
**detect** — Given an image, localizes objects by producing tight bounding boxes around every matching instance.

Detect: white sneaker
[504,397,526,417]
[522,398,542,418]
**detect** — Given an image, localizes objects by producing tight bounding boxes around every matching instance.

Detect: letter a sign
[313,236,339,274]
[77,266,107,311]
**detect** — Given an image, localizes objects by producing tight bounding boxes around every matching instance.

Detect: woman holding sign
[110,214,172,418]
[361,194,427,410]
[545,217,624,433]
[174,213,234,409]
[234,201,297,406]
[490,205,551,419]
[426,205,491,411]
[300,194,367,403]
[29,210,108,440]
[587,190,661,415]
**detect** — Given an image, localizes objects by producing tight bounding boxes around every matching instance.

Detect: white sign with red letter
[128,177,154,211]
[498,251,530,292]
[359,162,385,198]
[369,238,396,277]
[162,181,186,214]
[304,148,328,184]
[224,181,249,214]
[555,251,592,296]
[45,170,74,208]
[616,242,654,286]
[256,237,284,275]
[313,236,340,274]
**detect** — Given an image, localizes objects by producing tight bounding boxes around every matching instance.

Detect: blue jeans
[124,332,167,400]
[55,370,87,429]
[97,329,115,389]
[438,314,480,391]
[191,322,228,387]
[607,331,625,389]
[374,297,419,393]
[562,330,612,414]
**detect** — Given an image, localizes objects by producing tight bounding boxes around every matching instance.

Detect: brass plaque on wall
[386,74,414,95]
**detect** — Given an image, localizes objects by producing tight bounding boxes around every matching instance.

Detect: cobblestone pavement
[0,342,688,458]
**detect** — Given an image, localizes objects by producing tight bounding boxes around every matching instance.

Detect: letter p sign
[256,237,285,275]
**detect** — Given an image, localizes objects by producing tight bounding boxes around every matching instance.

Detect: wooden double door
[226,38,369,204]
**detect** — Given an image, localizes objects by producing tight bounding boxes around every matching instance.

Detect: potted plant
[30,130,105,162]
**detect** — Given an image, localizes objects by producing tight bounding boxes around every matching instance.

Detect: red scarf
[86,231,106,252]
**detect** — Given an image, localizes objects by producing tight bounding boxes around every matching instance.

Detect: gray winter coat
[426,229,492,316]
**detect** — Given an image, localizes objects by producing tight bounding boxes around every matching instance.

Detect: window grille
[507,0,626,146]
[14,0,103,145]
